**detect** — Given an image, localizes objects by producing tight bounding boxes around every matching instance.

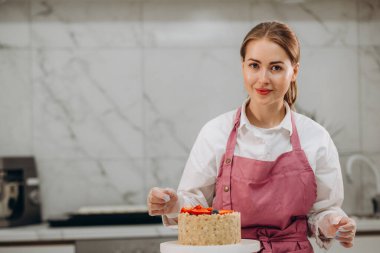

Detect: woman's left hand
[334,216,357,248]
[319,214,356,248]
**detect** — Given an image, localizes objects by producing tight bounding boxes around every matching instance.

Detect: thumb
[326,214,343,227]
[337,217,356,232]
[334,216,349,229]
[163,188,178,202]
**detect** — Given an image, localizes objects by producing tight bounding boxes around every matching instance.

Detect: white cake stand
[160,239,261,253]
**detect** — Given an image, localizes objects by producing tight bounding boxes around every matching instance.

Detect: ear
[241,58,245,74]
[291,63,299,82]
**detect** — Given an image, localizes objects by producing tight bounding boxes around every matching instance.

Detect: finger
[162,188,178,206]
[335,236,353,243]
[149,209,165,216]
[336,231,355,238]
[330,215,344,227]
[338,216,350,224]
[149,203,166,211]
[150,188,171,204]
[340,241,353,248]
[147,191,166,205]
[335,233,355,239]
[150,197,168,204]
[164,188,178,200]
[339,223,356,232]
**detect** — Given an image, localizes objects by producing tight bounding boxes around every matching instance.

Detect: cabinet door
[76,237,177,253]
[0,245,75,253]
[310,235,380,253]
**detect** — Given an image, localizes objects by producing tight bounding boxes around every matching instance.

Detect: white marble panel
[358,0,380,46]
[0,50,32,156]
[296,47,360,153]
[37,159,145,220]
[249,0,358,47]
[31,0,142,48]
[143,1,251,47]
[144,48,246,157]
[32,49,144,159]
[0,0,29,48]
[360,46,380,153]
[145,158,187,192]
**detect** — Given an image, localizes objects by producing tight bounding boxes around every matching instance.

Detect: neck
[246,100,286,128]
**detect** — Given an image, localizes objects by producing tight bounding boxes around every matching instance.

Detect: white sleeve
[307,133,347,249]
[162,124,219,226]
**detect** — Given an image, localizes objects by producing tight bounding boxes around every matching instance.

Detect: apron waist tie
[257,232,307,253]
[258,235,272,253]
[243,216,309,253]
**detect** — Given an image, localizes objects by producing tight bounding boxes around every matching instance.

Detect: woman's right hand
[147,187,179,216]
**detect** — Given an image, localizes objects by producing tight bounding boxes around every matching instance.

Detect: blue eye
[271,65,282,71]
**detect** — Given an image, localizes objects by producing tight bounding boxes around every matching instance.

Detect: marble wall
[0,0,379,220]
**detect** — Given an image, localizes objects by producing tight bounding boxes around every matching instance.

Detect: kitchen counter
[0,217,379,244]
[352,216,380,234]
[0,223,177,243]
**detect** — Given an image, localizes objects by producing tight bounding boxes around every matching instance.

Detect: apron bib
[212,108,317,253]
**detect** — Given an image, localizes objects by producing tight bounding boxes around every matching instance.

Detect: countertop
[0,217,379,243]
[352,217,380,233]
[0,223,177,243]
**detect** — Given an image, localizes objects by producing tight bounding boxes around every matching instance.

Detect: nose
[258,69,270,84]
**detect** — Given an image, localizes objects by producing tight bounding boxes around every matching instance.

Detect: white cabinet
[76,237,176,253]
[310,235,380,253]
[0,244,75,253]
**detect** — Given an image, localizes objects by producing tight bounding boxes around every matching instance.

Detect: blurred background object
[0,157,41,227]
[346,154,380,216]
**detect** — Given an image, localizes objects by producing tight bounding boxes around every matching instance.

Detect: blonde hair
[240,21,300,110]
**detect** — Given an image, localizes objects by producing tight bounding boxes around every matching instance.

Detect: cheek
[272,72,292,85]
[284,69,294,82]
[275,75,291,93]
[243,71,257,85]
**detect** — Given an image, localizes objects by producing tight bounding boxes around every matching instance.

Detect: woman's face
[242,39,299,107]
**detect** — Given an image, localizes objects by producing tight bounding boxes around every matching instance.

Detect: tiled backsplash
[0,0,379,219]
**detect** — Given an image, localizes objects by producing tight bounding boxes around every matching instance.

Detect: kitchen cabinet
[0,236,379,253]
[0,223,177,253]
[75,236,379,253]
[76,237,176,253]
[0,244,75,253]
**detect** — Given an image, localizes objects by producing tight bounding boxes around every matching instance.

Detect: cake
[178,205,241,246]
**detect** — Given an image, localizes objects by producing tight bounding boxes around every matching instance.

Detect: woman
[147,21,356,252]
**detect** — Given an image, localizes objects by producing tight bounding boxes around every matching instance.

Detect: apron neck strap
[224,108,241,158]
[289,111,302,151]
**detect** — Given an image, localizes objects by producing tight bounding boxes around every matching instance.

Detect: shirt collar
[239,99,293,136]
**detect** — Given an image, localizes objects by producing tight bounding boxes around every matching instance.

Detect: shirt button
[225,158,232,165]
[224,186,230,192]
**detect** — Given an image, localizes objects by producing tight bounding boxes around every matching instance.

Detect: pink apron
[212,108,317,253]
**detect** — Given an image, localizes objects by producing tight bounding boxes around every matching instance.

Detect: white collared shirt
[164,100,346,249]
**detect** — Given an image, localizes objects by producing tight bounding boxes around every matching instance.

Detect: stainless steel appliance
[0,157,41,227]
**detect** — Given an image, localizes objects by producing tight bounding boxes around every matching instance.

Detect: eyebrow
[247,58,284,65]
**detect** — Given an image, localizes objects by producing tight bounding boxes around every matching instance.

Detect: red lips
[255,88,272,95]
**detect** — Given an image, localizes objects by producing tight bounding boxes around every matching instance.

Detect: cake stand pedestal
[160,239,261,253]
